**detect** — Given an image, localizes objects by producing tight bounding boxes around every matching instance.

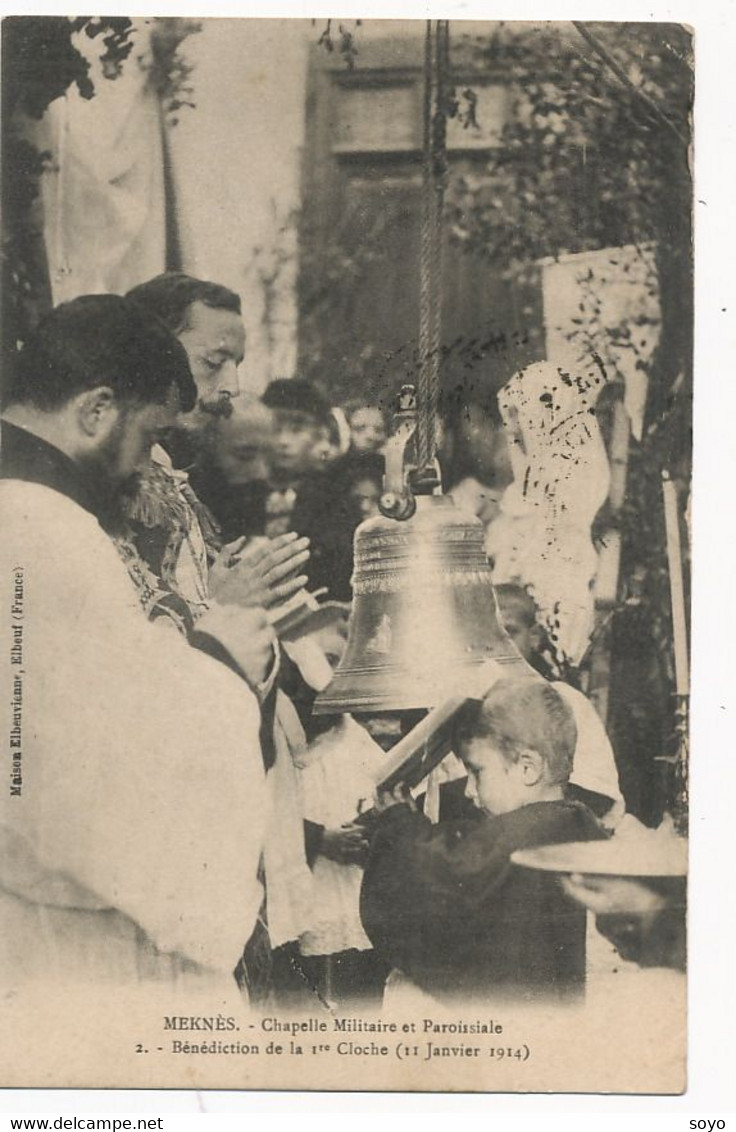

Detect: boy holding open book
[360,677,607,1004]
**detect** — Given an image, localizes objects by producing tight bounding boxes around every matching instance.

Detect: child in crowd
[260,378,332,537]
[291,450,385,601]
[495,583,624,824]
[343,399,387,454]
[310,411,346,469]
[360,678,607,1005]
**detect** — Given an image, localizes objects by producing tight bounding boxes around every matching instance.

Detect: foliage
[314,19,362,70]
[1,17,136,375]
[445,23,693,802]
[1,16,201,376]
[298,201,418,403]
[444,22,693,570]
[303,21,693,811]
[2,17,135,226]
[2,17,134,120]
[447,23,692,271]
[144,18,202,125]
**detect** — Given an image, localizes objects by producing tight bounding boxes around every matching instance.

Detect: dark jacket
[290,452,384,600]
[188,464,270,544]
[360,799,607,1003]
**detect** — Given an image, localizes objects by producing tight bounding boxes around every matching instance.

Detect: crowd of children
[190,380,387,600]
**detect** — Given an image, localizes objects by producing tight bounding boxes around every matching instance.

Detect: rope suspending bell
[416,19,450,475]
[313,21,533,717]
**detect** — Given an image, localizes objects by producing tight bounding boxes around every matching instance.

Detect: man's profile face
[213,411,272,486]
[74,385,181,526]
[176,300,245,423]
[87,386,181,487]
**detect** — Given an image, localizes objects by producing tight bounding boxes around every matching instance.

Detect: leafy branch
[145,18,202,125]
[314,19,362,70]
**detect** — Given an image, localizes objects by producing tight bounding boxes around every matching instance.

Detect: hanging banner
[33,22,166,303]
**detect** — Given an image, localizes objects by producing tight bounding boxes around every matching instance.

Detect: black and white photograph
[0,13,697,1097]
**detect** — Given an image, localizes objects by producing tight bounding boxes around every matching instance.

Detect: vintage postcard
[0,16,691,1093]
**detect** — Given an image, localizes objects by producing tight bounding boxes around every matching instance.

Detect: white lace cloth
[487,360,611,665]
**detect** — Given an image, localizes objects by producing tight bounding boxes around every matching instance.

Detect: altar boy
[360,678,607,1004]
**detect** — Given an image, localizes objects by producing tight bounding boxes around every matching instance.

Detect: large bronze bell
[313,487,530,716]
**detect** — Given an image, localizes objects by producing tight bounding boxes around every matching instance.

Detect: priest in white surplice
[0,296,271,991]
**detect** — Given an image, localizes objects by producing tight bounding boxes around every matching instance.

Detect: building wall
[168,19,434,393]
[31,19,497,395]
[168,19,313,392]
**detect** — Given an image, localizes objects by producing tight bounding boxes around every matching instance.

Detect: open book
[268,588,350,641]
[373,696,469,792]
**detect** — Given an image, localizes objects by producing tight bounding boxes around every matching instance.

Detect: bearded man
[121,273,309,634]
[188,395,276,544]
[123,275,324,1002]
[0,296,270,990]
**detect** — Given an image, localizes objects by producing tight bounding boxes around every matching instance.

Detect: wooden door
[298,34,543,411]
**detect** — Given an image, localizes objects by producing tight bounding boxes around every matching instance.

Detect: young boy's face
[272,409,320,476]
[459,737,527,816]
[350,407,386,452]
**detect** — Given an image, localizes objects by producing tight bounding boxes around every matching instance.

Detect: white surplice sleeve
[0,482,267,975]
